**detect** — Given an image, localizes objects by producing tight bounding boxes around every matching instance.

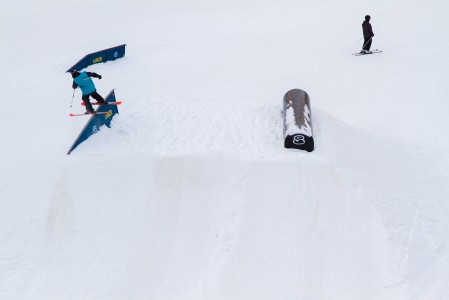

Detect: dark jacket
[362,21,374,38]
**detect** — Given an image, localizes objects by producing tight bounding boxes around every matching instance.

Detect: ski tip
[69,113,88,117]
[104,101,122,105]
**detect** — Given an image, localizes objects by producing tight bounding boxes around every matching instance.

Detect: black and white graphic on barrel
[292,134,306,145]
[282,89,314,152]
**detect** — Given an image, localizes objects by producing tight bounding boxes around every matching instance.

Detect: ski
[353,49,382,56]
[69,111,110,117]
[81,101,122,106]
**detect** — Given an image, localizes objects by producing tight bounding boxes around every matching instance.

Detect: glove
[98,75,102,80]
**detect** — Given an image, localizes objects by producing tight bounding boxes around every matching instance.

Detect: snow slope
[1,0,449,299]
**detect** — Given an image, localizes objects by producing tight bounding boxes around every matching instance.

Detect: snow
[1,0,449,299]
[284,95,313,136]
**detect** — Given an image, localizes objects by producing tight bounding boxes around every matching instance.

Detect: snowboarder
[361,15,374,54]
[71,70,105,114]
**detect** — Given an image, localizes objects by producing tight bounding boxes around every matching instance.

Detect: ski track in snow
[85,96,283,157]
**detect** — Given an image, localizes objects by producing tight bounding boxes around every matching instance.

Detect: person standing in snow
[71,70,105,114]
[361,15,374,54]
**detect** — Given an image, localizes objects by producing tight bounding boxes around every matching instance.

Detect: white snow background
[1,0,449,299]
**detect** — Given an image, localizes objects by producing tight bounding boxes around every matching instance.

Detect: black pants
[363,37,372,51]
[82,91,105,112]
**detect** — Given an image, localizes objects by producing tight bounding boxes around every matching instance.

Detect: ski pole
[349,37,363,49]
[70,89,75,107]
[362,37,372,49]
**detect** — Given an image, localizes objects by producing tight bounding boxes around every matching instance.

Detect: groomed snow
[1,0,449,299]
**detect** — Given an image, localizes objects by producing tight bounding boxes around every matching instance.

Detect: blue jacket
[72,71,97,95]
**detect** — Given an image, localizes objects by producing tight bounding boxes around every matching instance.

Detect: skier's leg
[82,94,95,113]
[362,37,371,50]
[91,91,105,104]
[366,38,372,51]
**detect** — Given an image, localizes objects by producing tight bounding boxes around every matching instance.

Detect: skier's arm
[86,72,102,80]
[369,24,374,37]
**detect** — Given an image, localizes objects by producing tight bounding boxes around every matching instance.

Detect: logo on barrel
[292,134,306,145]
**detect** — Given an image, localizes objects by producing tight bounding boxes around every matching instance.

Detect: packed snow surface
[2,0,449,299]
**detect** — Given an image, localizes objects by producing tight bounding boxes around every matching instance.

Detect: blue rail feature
[67,89,120,155]
[66,44,126,73]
